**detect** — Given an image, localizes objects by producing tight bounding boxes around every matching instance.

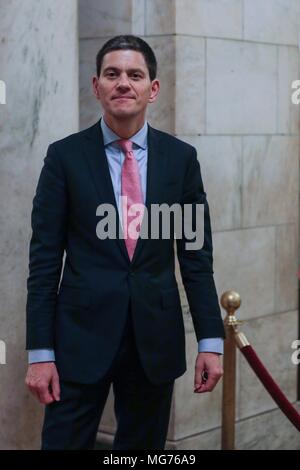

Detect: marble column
[0,0,78,449]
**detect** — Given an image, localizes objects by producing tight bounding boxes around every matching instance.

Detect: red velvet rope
[240,345,300,432]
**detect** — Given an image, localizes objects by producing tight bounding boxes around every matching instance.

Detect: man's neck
[103,113,146,139]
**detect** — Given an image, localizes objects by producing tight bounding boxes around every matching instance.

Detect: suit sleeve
[176,146,225,341]
[26,143,68,350]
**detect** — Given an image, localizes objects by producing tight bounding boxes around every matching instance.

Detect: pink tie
[117,139,144,260]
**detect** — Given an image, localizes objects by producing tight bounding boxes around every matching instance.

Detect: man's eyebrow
[103,66,145,74]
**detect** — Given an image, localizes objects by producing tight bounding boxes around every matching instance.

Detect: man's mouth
[112,96,135,100]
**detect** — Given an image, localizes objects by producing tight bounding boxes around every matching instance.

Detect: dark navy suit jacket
[26,120,225,385]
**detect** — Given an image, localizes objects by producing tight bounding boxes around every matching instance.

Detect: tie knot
[117,139,133,154]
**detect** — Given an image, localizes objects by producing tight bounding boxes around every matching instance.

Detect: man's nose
[116,74,131,88]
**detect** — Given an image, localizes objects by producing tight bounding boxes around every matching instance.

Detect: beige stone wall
[174,0,300,450]
[79,0,300,450]
[0,0,78,449]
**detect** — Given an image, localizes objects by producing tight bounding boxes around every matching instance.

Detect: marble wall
[82,0,300,450]
[0,0,78,449]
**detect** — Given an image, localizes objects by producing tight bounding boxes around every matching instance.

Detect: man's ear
[148,79,160,104]
[92,76,100,99]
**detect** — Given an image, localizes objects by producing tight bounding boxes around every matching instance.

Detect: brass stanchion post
[221,291,242,450]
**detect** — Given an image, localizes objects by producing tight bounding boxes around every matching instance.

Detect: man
[25,35,225,450]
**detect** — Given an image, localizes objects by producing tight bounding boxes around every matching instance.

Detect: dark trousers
[41,304,175,450]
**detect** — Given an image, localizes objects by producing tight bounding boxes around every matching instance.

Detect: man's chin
[111,110,138,120]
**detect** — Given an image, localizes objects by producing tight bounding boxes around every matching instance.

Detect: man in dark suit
[25,35,225,450]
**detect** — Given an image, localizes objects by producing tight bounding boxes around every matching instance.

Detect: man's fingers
[194,365,210,389]
[25,362,60,404]
[37,391,55,405]
[51,372,60,401]
[194,372,222,393]
[36,381,55,405]
[194,363,205,389]
[27,384,40,401]
[194,352,224,393]
[28,382,54,404]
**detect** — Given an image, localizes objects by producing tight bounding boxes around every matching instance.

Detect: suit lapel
[81,119,168,266]
[81,120,129,262]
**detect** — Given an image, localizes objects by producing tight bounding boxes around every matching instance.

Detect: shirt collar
[100,115,148,150]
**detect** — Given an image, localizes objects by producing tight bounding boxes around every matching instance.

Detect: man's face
[93,49,160,121]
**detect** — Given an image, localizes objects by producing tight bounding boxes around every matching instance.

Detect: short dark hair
[96,35,157,81]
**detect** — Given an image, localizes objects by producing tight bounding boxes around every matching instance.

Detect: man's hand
[25,362,60,405]
[194,352,223,393]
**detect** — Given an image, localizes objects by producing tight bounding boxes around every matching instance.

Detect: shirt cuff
[198,338,224,355]
[28,349,55,364]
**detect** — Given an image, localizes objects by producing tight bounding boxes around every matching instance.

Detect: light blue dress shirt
[28,116,223,364]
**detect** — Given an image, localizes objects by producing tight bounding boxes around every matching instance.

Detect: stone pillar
[79,0,300,450]
[0,0,78,449]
